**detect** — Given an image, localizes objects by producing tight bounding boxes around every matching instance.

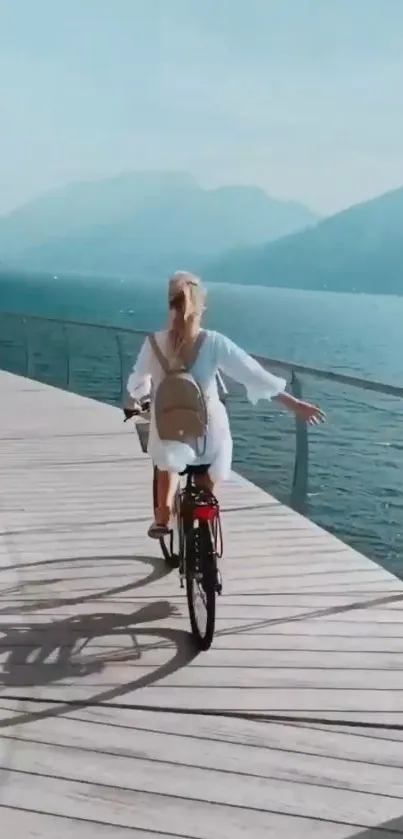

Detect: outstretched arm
[214,332,287,404]
[214,332,325,424]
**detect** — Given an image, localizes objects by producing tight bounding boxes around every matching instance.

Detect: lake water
[1,270,403,576]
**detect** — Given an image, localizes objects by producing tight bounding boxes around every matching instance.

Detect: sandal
[147,521,172,539]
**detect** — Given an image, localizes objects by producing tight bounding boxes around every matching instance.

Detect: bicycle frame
[128,407,223,649]
[176,472,221,583]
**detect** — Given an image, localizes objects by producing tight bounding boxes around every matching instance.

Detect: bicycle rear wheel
[186,520,216,651]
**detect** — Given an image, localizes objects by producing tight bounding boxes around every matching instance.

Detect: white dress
[127,329,287,481]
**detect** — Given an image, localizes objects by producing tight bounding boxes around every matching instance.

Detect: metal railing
[1,310,403,572]
[0,310,314,508]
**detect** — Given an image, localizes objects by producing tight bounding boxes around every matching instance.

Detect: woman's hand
[295,400,326,425]
[124,396,139,412]
[275,391,325,424]
[123,396,142,421]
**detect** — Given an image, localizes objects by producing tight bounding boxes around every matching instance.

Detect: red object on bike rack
[192,505,218,522]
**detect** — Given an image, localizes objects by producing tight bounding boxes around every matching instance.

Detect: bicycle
[124,402,223,650]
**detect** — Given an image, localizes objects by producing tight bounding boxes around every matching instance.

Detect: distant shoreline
[1,267,403,300]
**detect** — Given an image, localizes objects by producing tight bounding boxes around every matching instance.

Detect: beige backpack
[148,331,208,450]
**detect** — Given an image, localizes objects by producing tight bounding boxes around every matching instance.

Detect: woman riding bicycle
[125,271,325,538]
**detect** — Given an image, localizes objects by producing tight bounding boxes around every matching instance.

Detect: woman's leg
[194,471,216,495]
[155,468,179,525]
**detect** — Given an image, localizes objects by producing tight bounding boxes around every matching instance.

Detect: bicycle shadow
[0,552,170,616]
[0,554,198,729]
[350,817,403,837]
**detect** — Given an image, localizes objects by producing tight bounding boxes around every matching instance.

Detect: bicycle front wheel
[186,520,216,651]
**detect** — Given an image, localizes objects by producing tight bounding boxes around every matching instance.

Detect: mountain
[0,171,319,275]
[0,171,196,258]
[203,186,403,295]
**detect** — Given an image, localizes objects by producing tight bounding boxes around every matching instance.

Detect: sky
[1,0,403,216]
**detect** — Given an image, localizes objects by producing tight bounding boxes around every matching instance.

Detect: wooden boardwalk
[1,370,403,838]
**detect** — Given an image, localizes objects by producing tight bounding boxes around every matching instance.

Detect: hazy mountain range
[0,171,319,276]
[204,186,403,295]
[1,171,402,296]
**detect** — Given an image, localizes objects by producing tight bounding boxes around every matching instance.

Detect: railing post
[21,317,30,378]
[62,322,71,389]
[115,332,124,404]
[290,371,309,512]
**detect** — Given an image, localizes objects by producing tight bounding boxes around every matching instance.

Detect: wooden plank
[3,631,403,654]
[2,646,403,670]
[2,737,403,822]
[2,698,403,750]
[0,808,161,838]
[0,758,355,839]
[2,684,402,714]
[3,663,403,691]
[2,720,403,796]
[8,602,403,622]
[1,370,403,837]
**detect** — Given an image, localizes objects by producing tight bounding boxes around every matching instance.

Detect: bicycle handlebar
[123,400,150,422]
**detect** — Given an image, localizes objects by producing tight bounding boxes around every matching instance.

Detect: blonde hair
[168,271,206,353]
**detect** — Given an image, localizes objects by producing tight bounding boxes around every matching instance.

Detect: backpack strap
[184,330,207,371]
[148,330,207,373]
[148,333,171,374]
[216,369,228,399]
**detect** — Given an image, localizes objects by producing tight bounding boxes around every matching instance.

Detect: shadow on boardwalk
[0,553,198,729]
[351,816,403,837]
